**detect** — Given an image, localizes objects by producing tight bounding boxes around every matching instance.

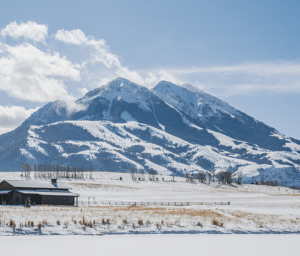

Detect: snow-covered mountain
[0,77,299,186]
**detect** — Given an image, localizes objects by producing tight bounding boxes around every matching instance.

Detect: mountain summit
[1,77,299,186]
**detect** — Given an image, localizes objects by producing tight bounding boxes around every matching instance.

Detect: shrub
[212,219,223,227]
[9,219,15,226]
[196,222,203,227]
[138,219,143,226]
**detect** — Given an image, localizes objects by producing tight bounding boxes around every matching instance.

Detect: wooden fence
[79,200,230,206]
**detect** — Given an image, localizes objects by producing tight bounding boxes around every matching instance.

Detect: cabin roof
[2,180,71,190]
[16,190,79,197]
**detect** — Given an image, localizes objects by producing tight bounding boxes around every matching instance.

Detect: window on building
[63,197,68,203]
[49,197,53,203]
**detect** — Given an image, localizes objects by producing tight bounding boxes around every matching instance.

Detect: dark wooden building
[0,179,79,206]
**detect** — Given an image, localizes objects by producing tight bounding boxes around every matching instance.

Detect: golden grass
[0,205,299,230]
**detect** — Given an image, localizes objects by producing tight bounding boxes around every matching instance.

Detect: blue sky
[0,0,299,138]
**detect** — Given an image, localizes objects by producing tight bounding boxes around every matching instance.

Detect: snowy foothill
[0,171,299,236]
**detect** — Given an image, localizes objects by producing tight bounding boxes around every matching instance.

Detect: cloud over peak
[0,105,39,135]
[1,21,48,42]
[0,42,80,102]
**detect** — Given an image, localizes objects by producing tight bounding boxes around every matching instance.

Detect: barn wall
[41,195,75,205]
[11,191,24,205]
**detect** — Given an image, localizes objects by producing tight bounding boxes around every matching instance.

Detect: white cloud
[55,29,88,45]
[152,61,300,95]
[78,87,89,96]
[0,42,81,102]
[1,21,48,42]
[54,29,300,96]
[0,105,39,135]
[1,22,299,108]
[55,29,180,89]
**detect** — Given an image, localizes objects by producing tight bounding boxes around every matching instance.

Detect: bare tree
[185,173,190,182]
[171,174,175,182]
[130,168,137,180]
[211,169,216,183]
[185,173,195,183]
[148,169,157,181]
[197,172,206,183]
[216,171,232,185]
[89,166,94,179]
[20,164,31,178]
[191,173,195,183]
[223,171,233,184]
[216,172,222,184]
[237,171,243,185]
[141,169,145,181]
[207,173,212,184]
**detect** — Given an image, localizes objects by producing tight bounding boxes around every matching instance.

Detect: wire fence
[79,200,230,206]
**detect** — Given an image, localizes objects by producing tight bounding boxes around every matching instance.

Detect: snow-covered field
[0,172,300,235]
[1,235,299,256]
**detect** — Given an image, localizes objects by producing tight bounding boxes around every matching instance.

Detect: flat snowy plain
[0,234,299,256]
[0,172,300,235]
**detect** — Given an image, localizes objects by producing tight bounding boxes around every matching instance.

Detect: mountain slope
[153,81,294,152]
[0,77,299,186]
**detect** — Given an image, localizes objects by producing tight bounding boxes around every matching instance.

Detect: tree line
[185,170,243,185]
[130,168,158,181]
[20,163,94,179]
[258,179,279,186]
